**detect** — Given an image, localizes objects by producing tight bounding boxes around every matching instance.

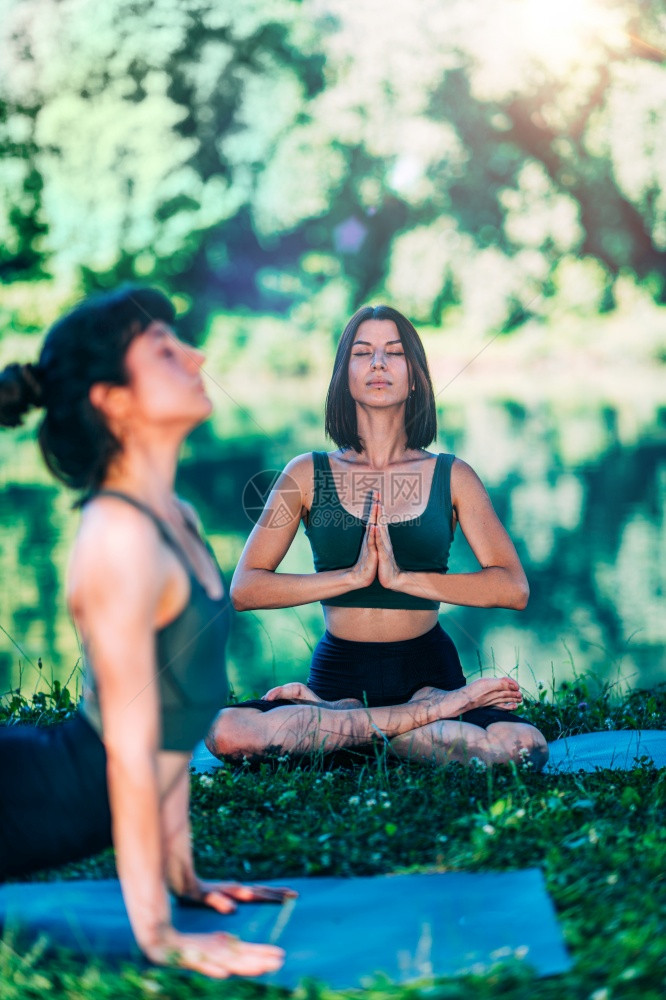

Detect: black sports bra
[305,452,456,610]
[79,490,232,752]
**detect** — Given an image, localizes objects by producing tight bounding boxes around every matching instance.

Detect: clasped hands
[350,490,403,591]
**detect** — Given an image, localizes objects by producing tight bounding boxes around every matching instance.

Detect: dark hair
[325,305,437,452]
[0,285,175,490]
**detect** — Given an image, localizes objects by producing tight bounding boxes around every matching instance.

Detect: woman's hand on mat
[175,877,297,913]
[145,926,286,978]
[347,492,379,589]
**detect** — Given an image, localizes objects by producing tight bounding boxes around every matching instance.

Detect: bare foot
[409,678,522,714]
[263,683,363,710]
[263,682,324,703]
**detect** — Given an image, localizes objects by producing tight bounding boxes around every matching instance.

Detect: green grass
[1,678,666,999]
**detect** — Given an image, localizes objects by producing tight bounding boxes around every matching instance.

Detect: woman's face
[114,320,212,433]
[347,319,411,407]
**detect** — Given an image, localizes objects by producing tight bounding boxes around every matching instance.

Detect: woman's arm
[73,502,286,975]
[375,459,529,609]
[161,765,296,911]
[230,454,376,610]
[74,503,175,957]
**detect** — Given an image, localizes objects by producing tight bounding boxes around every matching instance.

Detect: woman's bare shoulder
[283,451,315,474]
[71,497,164,591]
[282,452,316,490]
[450,456,492,508]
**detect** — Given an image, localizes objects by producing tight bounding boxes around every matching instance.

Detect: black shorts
[0,711,112,880]
[237,623,528,730]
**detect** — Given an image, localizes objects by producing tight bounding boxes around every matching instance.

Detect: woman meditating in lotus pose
[0,287,292,979]
[207,305,548,769]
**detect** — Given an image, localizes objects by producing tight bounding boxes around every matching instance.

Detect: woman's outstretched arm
[161,765,296,911]
[230,454,376,610]
[375,459,530,610]
[72,500,285,976]
[73,502,174,958]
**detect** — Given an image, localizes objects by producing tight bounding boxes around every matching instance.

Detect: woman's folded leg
[206,701,399,760]
[389,718,548,769]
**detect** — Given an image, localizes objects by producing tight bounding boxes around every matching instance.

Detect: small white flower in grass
[199,775,213,787]
[382,801,392,809]
[348,795,360,806]
[437,834,448,843]
[365,798,377,808]
[514,945,529,960]
[590,989,610,1000]
[379,790,389,798]
[141,978,162,994]
[514,808,526,819]
[323,771,334,781]
[217,805,230,816]
[607,872,618,885]
[482,824,496,836]
[470,757,486,771]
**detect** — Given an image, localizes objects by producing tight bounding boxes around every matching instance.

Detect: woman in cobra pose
[0,287,292,978]
[207,305,548,769]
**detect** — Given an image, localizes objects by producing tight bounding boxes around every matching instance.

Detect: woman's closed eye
[352,350,404,357]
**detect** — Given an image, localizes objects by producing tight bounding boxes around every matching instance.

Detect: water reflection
[1,401,664,698]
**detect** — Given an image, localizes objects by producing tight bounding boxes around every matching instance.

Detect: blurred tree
[0,0,665,331]
[0,0,325,330]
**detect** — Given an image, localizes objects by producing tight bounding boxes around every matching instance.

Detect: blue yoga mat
[0,871,569,986]
[191,729,666,775]
[544,729,666,772]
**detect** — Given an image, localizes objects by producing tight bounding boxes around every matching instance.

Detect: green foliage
[0,674,77,726]
[1,0,666,326]
[3,681,666,995]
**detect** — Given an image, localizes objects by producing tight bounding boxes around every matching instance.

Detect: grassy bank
[2,679,666,999]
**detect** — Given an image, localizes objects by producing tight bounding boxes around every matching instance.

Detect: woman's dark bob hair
[0,285,175,492]
[325,305,437,452]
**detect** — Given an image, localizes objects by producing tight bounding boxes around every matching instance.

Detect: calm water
[1,398,665,701]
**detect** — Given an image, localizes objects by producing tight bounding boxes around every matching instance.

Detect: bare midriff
[324,605,439,642]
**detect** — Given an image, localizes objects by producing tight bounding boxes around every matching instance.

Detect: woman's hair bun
[0,362,45,427]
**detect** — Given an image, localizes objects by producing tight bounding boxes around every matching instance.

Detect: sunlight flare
[518,0,628,72]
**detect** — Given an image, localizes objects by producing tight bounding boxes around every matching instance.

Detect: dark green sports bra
[79,490,232,752]
[304,451,456,610]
